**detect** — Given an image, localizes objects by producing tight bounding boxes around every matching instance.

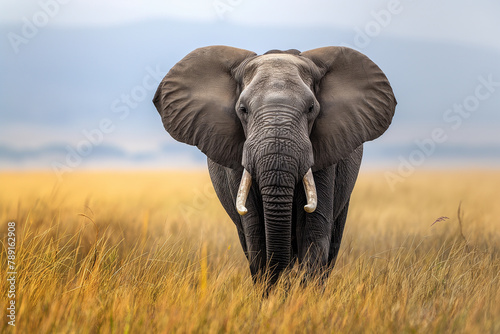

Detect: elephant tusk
[236,169,252,216]
[303,168,317,213]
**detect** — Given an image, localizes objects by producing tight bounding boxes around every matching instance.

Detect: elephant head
[153,46,396,278]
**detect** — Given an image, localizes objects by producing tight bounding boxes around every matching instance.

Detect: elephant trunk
[239,109,316,284]
[259,168,296,283]
[236,166,317,283]
[252,135,311,283]
[236,168,317,216]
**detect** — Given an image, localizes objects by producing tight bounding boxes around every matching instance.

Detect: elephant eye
[308,103,314,113]
[239,106,248,114]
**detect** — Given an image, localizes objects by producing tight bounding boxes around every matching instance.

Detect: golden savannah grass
[1,170,500,333]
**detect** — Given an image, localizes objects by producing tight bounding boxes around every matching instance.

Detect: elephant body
[153,46,396,284]
[208,146,362,278]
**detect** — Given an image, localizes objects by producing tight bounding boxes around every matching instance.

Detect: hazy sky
[1,1,499,172]
[2,0,499,51]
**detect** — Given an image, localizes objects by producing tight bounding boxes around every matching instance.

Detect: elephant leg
[207,158,266,279]
[225,174,266,279]
[208,158,247,251]
[238,184,266,279]
[296,146,362,275]
[295,165,336,273]
[241,210,266,279]
[328,200,349,266]
[328,145,363,267]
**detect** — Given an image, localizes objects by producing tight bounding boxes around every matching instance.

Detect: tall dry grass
[1,170,499,333]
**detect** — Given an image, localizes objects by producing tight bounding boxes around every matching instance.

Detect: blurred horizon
[1,0,499,175]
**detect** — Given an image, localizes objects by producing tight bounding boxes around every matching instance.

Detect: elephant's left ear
[153,46,256,170]
[300,47,397,171]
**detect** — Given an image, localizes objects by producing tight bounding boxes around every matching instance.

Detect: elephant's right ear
[153,46,256,169]
[301,47,396,171]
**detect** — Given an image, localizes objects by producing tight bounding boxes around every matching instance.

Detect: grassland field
[1,170,499,333]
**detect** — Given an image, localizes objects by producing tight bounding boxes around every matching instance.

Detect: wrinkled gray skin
[153,46,396,284]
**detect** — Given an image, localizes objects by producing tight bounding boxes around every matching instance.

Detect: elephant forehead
[255,53,303,65]
[243,54,314,83]
[248,54,305,74]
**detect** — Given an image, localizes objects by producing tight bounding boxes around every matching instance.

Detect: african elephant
[153,46,396,284]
